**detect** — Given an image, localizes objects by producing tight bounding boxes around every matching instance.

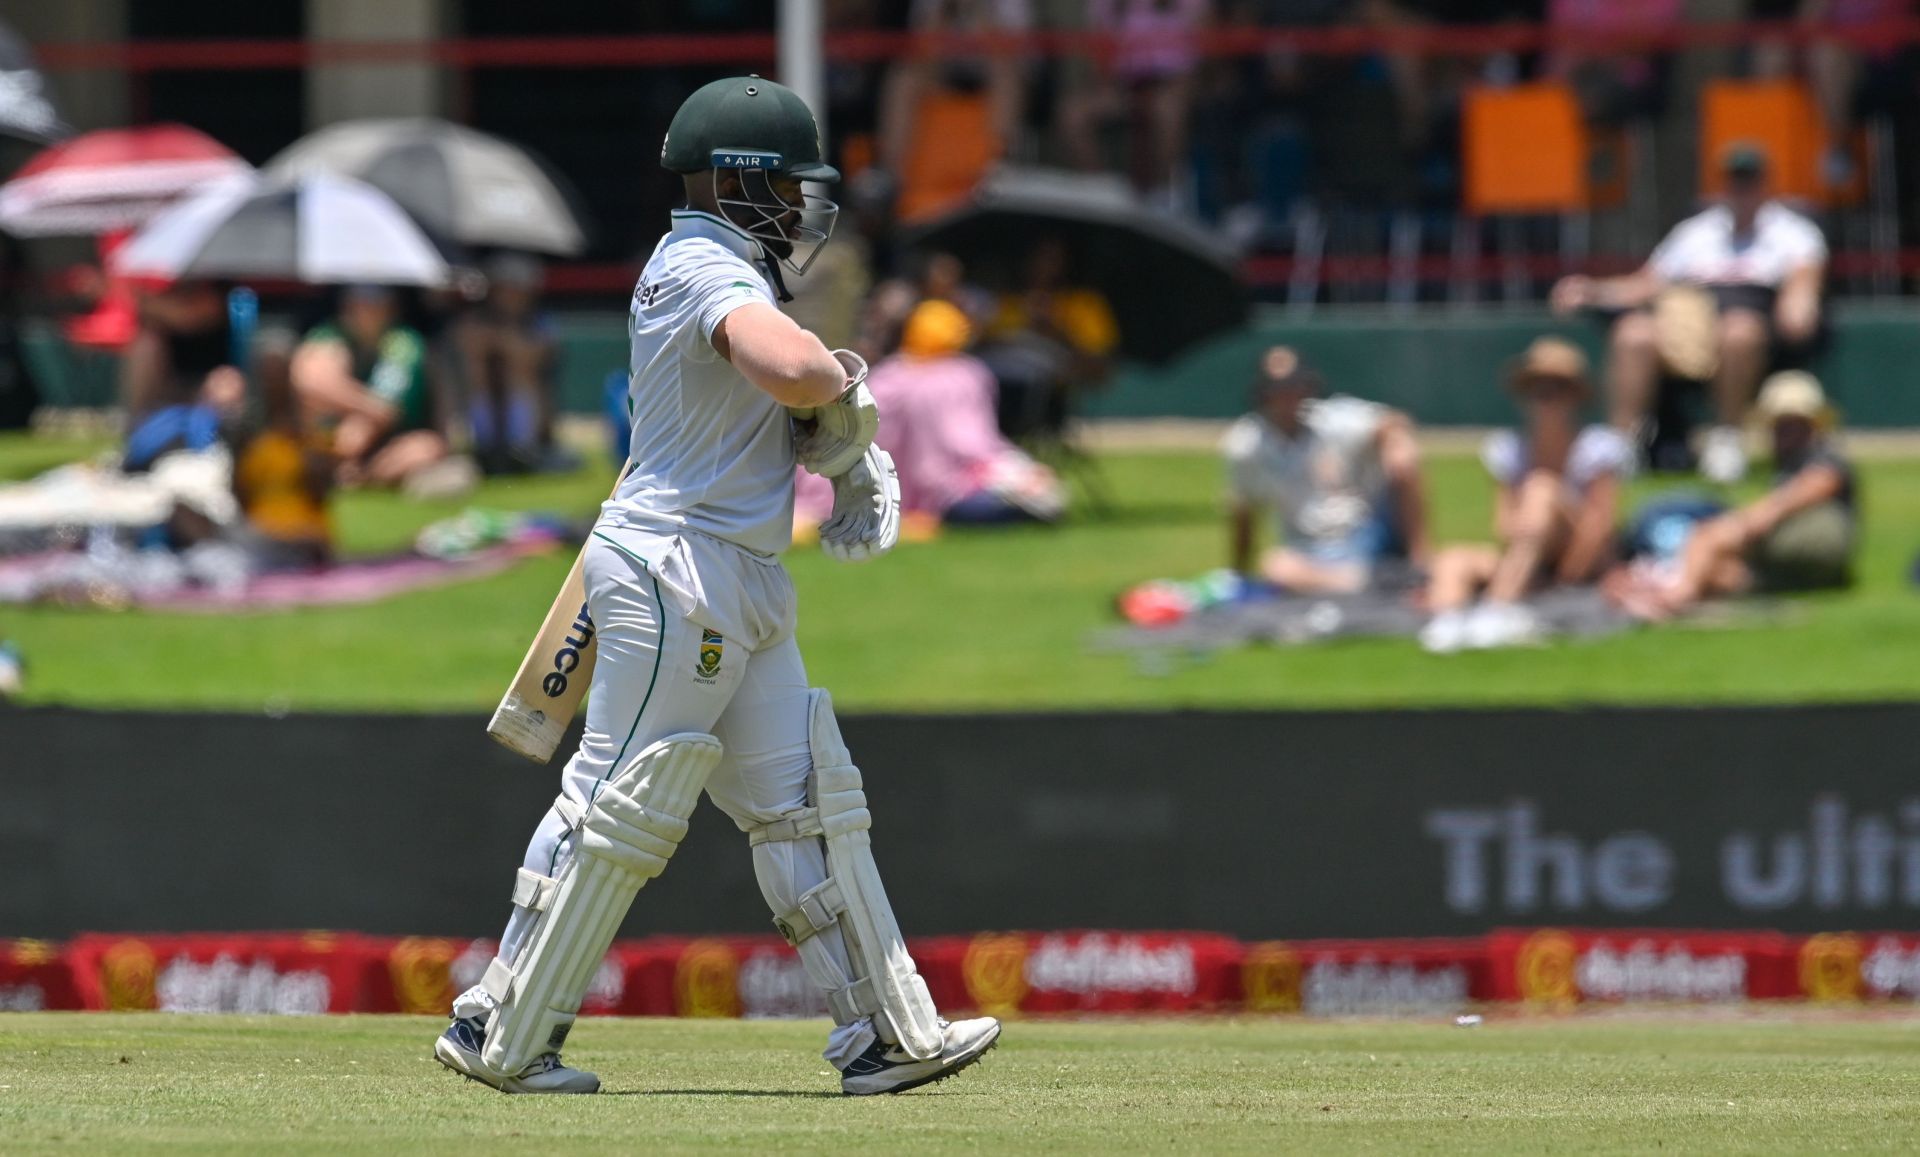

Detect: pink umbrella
[0,124,253,237]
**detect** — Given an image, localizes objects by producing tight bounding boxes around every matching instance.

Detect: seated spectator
[1223,345,1428,594]
[795,299,1065,533]
[1361,0,1538,153]
[1752,0,1914,191]
[291,285,461,493]
[918,250,996,328]
[1802,0,1909,190]
[230,331,334,568]
[875,0,1030,216]
[1607,371,1856,619]
[119,279,246,469]
[1551,144,1827,483]
[455,253,562,475]
[979,237,1119,440]
[1420,338,1633,652]
[1542,0,1679,127]
[1059,0,1211,204]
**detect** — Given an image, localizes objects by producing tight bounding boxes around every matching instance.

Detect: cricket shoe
[840,1017,1001,1096]
[433,1016,600,1094]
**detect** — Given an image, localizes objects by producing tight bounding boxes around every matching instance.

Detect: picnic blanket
[1096,571,1635,654]
[0,537,556,612]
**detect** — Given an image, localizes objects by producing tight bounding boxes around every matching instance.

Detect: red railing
[29,19,1920,73]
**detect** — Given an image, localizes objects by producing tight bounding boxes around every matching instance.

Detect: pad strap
[773,879,847,947]
[828,976,880,1024]
[748,807,824,847]
[552,794,585,828]
[481,956,515,1004]
[512,868,557,912]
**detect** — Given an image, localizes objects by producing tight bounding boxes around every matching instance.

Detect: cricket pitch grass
[4,1013,1919,1153]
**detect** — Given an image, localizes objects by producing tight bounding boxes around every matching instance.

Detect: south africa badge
[696,629,724,680]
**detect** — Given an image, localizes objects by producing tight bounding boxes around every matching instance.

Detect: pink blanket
[0,539,555,613]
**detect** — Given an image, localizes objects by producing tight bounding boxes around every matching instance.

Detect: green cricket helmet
[662,75,839,275]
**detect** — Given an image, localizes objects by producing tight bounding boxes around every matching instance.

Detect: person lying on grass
[1224,345,1429,594]
[1607,371,1856,620]
[1421,338,1632,652]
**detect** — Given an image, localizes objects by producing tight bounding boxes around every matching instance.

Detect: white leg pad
[481,732,721,1075]
[750,691,942,1061]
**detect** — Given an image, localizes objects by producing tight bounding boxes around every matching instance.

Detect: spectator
[1360,0,1539,152]
[1420,338,1633,652]
[853,275,924,365]
[119,280,247,473]
[229,329,335,568]
[1751,0,1914,190]
[875,0,1031,213]
[120,279,242,425]
[1801,0,1913,190]
[1541,0,1679,127]
[1607,371,1856,619]
[916,250,997,328]
[291,285,461,493]
[979,237,1119,440]
[1059,0,1212,204]
[1223,345,1429,593]
[455,252,562,475]
[1550,143,1827,483]
[795,299,1065,532]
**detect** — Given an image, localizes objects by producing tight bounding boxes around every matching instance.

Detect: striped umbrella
[0,125,251,237]
[113,172,450,287]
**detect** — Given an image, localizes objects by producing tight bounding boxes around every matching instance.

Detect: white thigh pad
[748,690,942,1061]
[481,732,721,1074]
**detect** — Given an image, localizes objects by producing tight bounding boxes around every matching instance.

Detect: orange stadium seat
[1698,80,1835,205]
[1462,83,1590,216]
[895,90,1002,224]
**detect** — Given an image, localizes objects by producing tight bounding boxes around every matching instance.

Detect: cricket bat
[486,464,627,763]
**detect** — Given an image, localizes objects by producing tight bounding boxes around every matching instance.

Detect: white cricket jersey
[1648,202,1827,289]
[601,210,797,556]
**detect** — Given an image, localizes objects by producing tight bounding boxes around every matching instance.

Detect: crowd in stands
[831,0,1920,265]
[0,4,1904,695]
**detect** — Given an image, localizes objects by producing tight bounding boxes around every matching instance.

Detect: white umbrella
[267,119,588,255]
[113,172,449,286]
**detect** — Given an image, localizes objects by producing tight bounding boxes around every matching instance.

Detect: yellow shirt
[991,289,1119,358]
[234,430,333,546]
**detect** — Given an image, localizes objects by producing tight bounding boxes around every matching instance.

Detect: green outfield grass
[3,1013,1919,1153]
[2,432,1918,712]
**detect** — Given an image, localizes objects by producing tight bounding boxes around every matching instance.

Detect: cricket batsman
[433,76,1001,1095]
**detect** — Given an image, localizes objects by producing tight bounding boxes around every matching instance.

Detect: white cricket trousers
[485,521,870,1064]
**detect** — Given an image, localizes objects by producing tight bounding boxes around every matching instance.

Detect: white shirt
[1481,425,1634,495]
[601,210,796,556]
[1648,202,1827,289]
[1222,395,1388,546]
